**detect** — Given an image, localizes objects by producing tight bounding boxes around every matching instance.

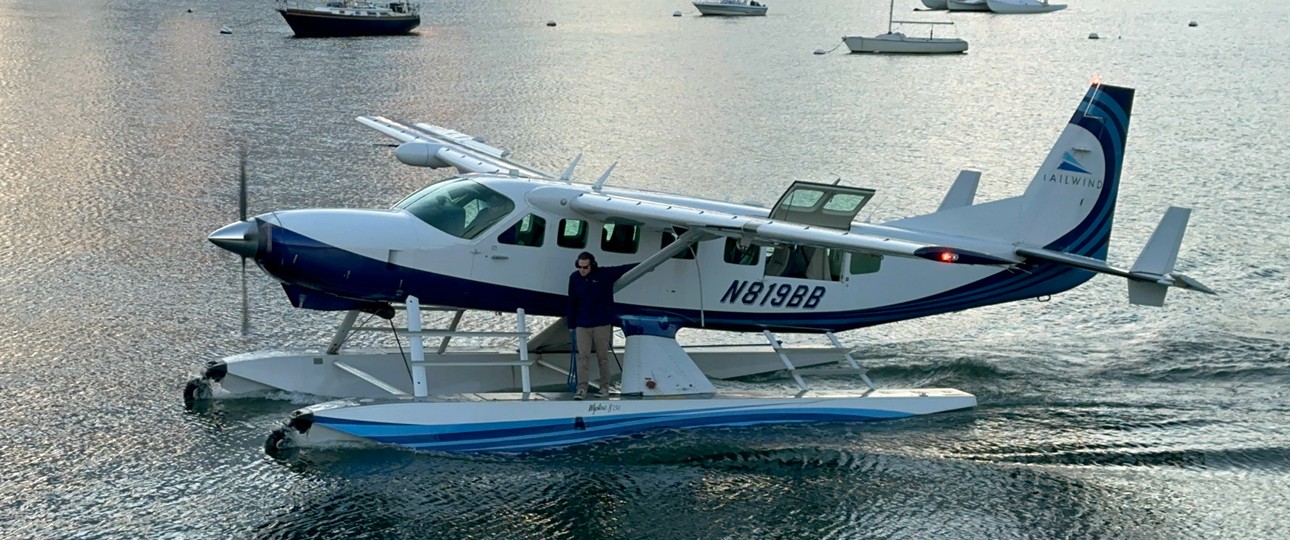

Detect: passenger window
[763,246,838,281]
[661,230,697,259]
[601,223,639,254]
[764,246,808,278]
[723,238,760,266]
[849,252,883,275]
[557,219,587,248]
[498,214,546,247]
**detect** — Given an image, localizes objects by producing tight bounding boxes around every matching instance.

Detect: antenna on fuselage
[592,161,617,192]
[559,153,582,183]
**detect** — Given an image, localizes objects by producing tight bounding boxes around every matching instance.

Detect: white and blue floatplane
[198,81,1212,454]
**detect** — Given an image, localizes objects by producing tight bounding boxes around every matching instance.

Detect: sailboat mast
[887,0,894,34]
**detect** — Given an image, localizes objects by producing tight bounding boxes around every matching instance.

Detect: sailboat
[276,0,421,37]
[844,0,968,54]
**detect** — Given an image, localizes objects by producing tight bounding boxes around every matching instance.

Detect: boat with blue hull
[277,1,420,38]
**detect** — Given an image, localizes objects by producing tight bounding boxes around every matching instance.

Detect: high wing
[357,116,555,180]
[527,186,1019,268]
[548,189,1212,306]
[356,117,1010,266]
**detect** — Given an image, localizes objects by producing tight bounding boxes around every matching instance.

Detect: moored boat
[276,0,421,37]
[985,0,1067,14]
[844,29,967,54]
[692,0,769,16]
[844,0,968,54]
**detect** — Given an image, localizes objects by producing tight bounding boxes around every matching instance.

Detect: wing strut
[614,229,714,293]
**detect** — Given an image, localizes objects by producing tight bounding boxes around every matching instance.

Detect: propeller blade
[238,145,248,222]
[241,257,250,335]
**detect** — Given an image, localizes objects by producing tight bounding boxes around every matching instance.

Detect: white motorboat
[693,0,768,16]
[920,0,949,9]
[947,0,990,11]
[985,0,1067,14]
[844,0,968,54]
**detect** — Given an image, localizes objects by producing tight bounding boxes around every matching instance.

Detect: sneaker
[573,391,586,401]
[596,389,610,399]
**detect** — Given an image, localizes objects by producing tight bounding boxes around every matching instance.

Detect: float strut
[406,296,429,398]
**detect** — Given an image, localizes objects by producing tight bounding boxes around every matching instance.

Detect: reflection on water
[2,0,1289,537]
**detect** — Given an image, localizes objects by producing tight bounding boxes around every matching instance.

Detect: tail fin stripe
[1045,86,1133,258]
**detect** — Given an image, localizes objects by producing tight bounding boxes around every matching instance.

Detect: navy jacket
[567,264,632,328]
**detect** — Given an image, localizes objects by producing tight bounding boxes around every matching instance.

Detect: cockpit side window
[396,179,515,239]
[498,214,547,247]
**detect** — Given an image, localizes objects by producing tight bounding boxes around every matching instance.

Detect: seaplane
[194,81,1213,454]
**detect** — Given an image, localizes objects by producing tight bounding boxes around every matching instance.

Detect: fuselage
[222,175,1093,333]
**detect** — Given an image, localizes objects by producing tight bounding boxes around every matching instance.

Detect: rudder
[1017,83,1135,260]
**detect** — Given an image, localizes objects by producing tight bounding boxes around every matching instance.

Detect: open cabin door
[763,182,879,283]
[769,181,876,230]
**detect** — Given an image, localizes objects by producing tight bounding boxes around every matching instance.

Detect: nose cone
[208,220,259,258]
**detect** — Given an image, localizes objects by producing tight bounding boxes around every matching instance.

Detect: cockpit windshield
[395,178,516,239]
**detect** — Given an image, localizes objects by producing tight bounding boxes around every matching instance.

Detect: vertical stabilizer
[1018,83,1134,260]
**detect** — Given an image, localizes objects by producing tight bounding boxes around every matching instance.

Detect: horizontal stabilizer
[1016,206,1215,306]
[937,170,980,212]
[1171,273,1215,295]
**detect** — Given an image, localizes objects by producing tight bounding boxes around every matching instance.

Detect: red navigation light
[939,251,959,263]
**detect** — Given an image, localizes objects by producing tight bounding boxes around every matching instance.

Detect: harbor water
[1,0,1287,537]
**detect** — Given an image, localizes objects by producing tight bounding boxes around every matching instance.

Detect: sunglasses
[575,263,590,269]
